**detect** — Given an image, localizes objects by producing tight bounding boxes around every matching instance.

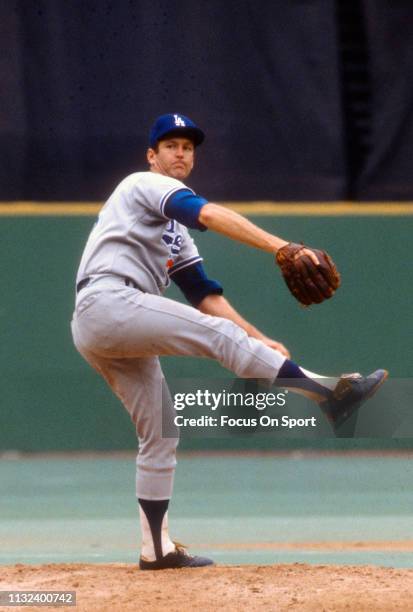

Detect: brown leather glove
[276,242,341,306]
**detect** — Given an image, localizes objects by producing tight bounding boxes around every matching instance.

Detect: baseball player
[71,113,387,570]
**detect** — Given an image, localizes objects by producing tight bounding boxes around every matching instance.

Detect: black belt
[76,277,139,293]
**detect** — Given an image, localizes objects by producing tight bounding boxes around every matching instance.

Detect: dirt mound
[1,562,413,611]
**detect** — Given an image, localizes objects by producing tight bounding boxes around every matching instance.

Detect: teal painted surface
[0,215,412,450]
[0,454,412,567]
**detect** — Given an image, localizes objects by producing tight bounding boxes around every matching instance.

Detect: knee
[137,435,179,469]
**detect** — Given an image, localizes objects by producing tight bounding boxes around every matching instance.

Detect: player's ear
[147,147,156,166]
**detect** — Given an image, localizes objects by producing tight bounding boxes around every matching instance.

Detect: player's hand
[260,336,290,358]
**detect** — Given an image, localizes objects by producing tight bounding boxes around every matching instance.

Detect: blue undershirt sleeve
[170,261,223,307]
[163,188,208,231]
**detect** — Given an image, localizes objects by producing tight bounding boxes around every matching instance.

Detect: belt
[76,276,139,293]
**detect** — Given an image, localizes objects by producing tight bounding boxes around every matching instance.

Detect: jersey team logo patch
[162,219,183,261]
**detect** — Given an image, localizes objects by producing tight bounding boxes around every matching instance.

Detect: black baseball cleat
[139,542,214,570]
[319,369,388,428]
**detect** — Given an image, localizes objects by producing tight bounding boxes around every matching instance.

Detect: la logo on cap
[174,114,186,127]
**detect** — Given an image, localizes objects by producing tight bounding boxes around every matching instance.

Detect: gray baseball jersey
[76,171,202,295]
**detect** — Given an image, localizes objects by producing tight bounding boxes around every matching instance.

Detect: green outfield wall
[1,211,412,451]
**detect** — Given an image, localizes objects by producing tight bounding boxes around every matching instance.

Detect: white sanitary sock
[299,367,338,390]
[139,506,176,561]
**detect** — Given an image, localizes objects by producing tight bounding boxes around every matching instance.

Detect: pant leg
[71,284,285,501]
[72,285,285,379]
[71,335,178,499]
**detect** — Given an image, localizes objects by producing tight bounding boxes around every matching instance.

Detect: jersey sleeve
[163,189,207,230]
[135,173,207,226]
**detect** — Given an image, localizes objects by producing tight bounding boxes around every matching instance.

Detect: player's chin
[169,166,190,180]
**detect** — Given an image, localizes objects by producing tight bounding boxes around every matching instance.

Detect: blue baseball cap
[149,113,205,148]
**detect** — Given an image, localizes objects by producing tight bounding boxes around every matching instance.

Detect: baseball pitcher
[71,113,387,569]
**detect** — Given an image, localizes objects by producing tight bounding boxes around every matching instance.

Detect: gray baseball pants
[71,276,285,500]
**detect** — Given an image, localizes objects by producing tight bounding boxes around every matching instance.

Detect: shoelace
[140,541,190,563]
[173,540,190,556]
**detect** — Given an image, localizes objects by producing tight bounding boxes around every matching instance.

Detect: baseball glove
[275,242,341,306]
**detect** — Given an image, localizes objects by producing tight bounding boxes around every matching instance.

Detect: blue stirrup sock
[139,499,170,561]
[276,359,337,402]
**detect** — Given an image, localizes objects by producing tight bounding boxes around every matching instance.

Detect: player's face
[147,138,195,180]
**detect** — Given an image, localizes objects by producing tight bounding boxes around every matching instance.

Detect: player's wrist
[272,238,289,254]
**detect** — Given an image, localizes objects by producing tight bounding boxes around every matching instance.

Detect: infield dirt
[1,562,413,611]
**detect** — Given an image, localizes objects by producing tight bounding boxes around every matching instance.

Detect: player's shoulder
[121,171,188,192]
